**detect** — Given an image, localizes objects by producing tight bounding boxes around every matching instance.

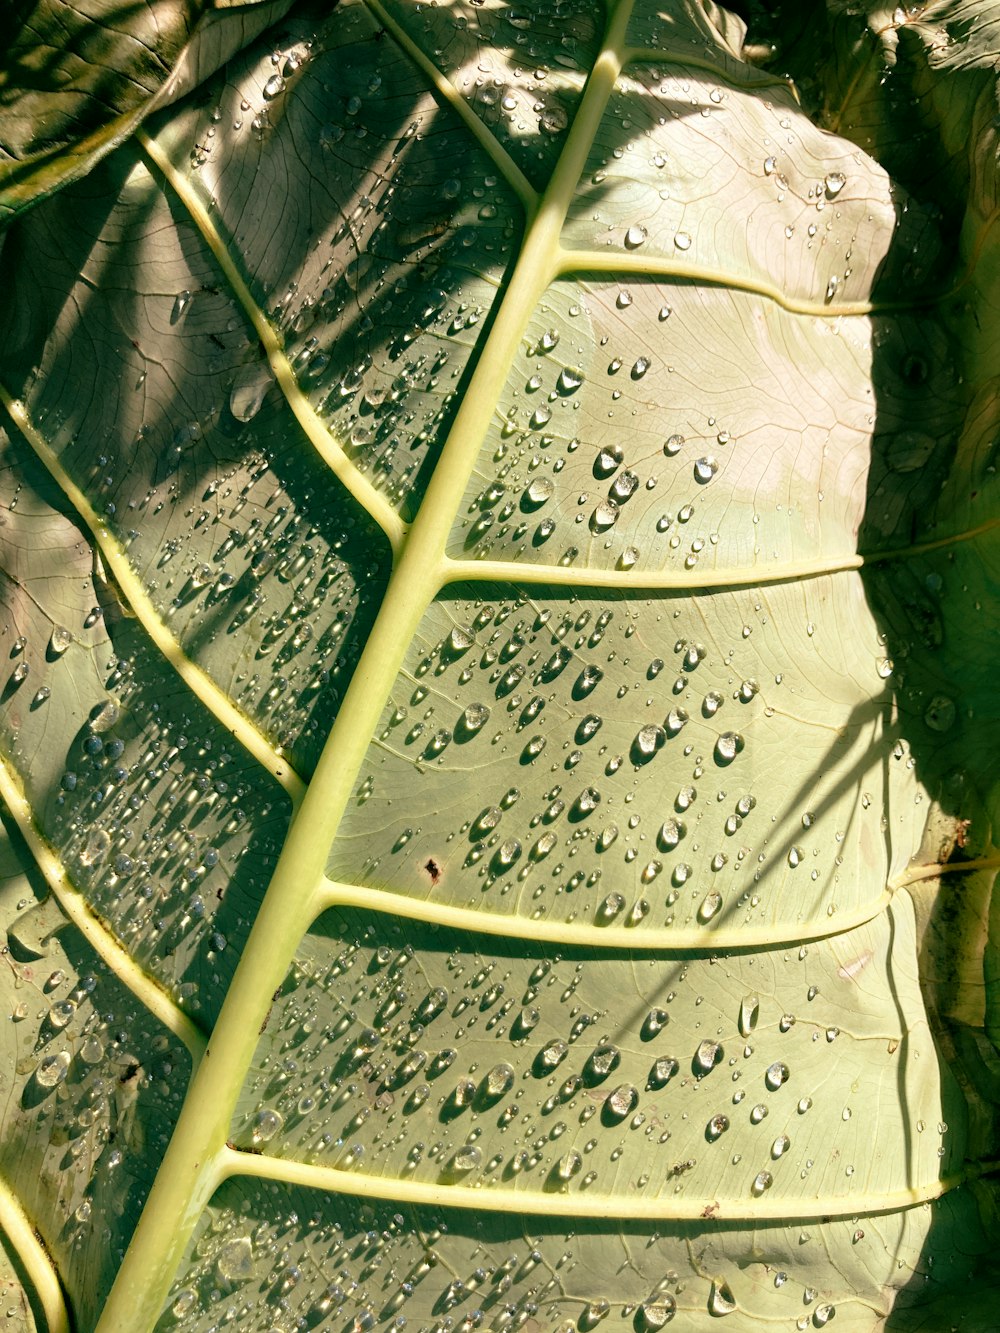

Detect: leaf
[0,0,997,1329]
[0,0,298,222]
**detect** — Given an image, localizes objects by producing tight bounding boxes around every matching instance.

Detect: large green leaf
[0,0,998,1328]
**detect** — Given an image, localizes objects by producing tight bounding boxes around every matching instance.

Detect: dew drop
[751,1170,773,1196]
[35,1051,70,1087]
[714,732,743,765]
[698,892,722,923]
[591,500,619,531]
[648,1056,679,1088]
[765,1061,789,1090]
[604,1083,638,1121]
[708,1280,737,1316]
[738,995,759,1037]
[49,626,72,656]
[216,1237,254,1284]
[461,702,490,734]
[638,1295,676,1328]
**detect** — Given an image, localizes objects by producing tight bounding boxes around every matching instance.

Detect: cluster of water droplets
[173,0,523,517]
[163,1171,857,1331]
[0,876,189,1321]
[453,285,745,572]
[332,586,872,934]
[561,53,942,312]
[380,0,601,186]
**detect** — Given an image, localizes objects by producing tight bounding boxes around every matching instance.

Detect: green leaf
[0,0,298,222]
[0,0,998,1328]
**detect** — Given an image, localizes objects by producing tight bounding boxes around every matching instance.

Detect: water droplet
[558,366,584,393]
[604,1083,638,1121]
[170,290,191,322]
[648,1056,679,1088]
[538,1039,568,1070]
[79,829,111,867]
[739,995,759,1037]
[624,225,647,249]
[49,626,72,656]
[694,1040,723,1075]
[664,433,684,456]
[540,105,568,134]
[610,470,639,503]
[824,171,846,197]
[708,1280,737,1316]
[591,500,619,531]
[35,1051,71,1088]
[714,732,743,765]
[638,1296,676,1328]
[460,702,490,735]
[698,892,722,923]
[263,73,286,98]
[216,1237,255,1284]
[556,1149,582,1180]
[493,838,521,870]
[586,1044,621,1081]
[694,456,718,484]
[924,695,955,732]
[482,1062,515,1100]
[251,1108,283,1144]
[674,231,692,250]
[633,724,665,759]
[706,1113,730,1141]
[751,1169,773,1196]
[765,1061,789,1090]
[46,999,76,1030]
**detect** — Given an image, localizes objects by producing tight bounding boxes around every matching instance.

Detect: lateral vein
[0,391,305,806]
[0,752,207,1063]
[136,132,407,558]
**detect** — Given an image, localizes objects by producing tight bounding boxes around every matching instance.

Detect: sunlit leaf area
[0,0,998,1328]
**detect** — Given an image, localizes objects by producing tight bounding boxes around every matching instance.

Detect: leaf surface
[0,0,997,1329]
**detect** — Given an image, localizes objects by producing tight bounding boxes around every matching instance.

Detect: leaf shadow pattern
[853,91,1000,1333]
[0,805,195,1331]
[0,0,998,1327]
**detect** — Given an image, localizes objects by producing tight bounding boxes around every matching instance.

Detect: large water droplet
[708,1280,737,1316]
[604,1083,638,1121]
[216,1237,255,1284]
[49,626,72,656]
[738,995,759,1037]
[35,1051,70,1088]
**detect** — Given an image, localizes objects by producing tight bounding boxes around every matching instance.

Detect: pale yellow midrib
[0,392,306,807]
[95,7,639,1328]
